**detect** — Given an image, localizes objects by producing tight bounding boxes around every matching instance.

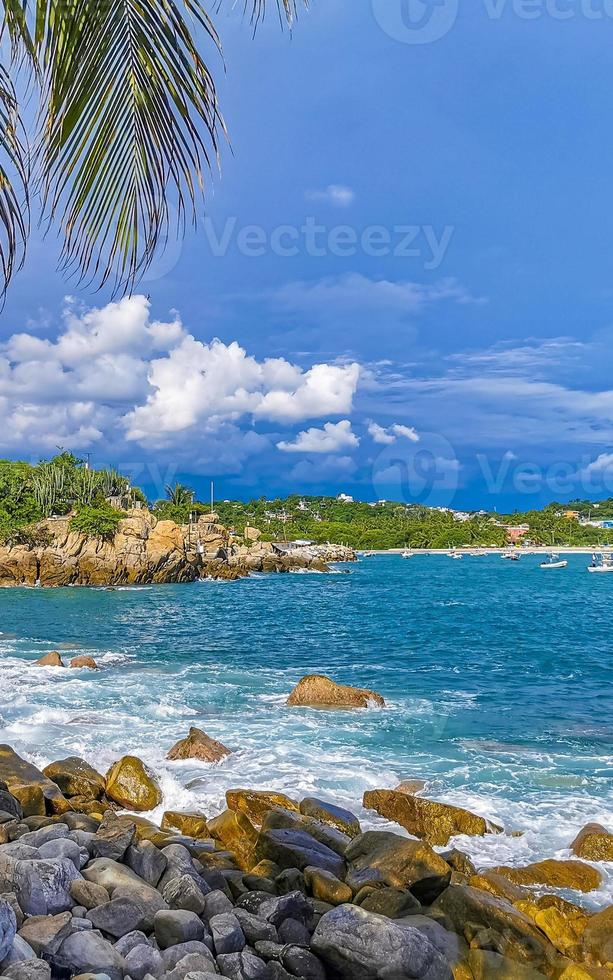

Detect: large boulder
[514,897,588,958]
[0,746,70,816]
[0,782,23,822]
[299,798,361,838]
[16,911,72,957]
[69,656,98,669]
[43,757,106,800]
[344,831,451,904]
[287,675,385,709]
[167,728,231,764]
[161,811,210,839]
[13,857,82,915]
[581,904,613,966]
[570,823,613,862]
[255,828,346,879]
[34,652,64,668]
[432,885,559,974]
[56,930,125,980]
[207,810,258,872]
[489,859,603,893]
[311,904,453,979]
[226,790,298,826]
[0,898,17,961]
[363,790,500,846]
[105,756,162,811]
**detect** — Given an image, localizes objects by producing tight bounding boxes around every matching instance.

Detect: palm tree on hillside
[0,0,306,297]
[165,482,194,507]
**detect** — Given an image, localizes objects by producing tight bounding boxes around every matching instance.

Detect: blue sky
[3,0,613,509]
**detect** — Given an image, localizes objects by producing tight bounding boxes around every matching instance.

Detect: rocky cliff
[0,511,354,587]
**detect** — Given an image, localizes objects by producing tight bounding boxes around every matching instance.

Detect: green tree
[0,0,306,297]
[165,482,194,507]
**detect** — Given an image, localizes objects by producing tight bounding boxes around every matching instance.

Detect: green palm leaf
[0,64,29,300]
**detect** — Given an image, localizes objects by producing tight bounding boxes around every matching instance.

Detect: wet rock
[439,849,477,878]
[70,880,110,911]
[344,831,451,904]
[468,871,531,904]
[34,653,64,668]
[490,859,603,893]
[303,866,352,905]
[255,828,345,878]
[570,823,613,862]
[0,899,16,961]
[0,747,70,817]
[16,912,72,957]
[153,910,206,949]
[515,897,588,958]
[209,912,245,955]
[57,930,125,980]
[581,904,613,966]
[123,943,164,980]
[124,840,167,887]
[161,813,209,840]
[467,949,547,978]
[311,904,452,980]
[363,790,501,847]
[207,811,257,873]
[299,798,360,838]
[359,886,420,918]
[394,779,427,795]
[90,812,136,862]
[0,786,22,824]
[86,897,148,937]
[13,857,81,915]
[258,890,313,929]
[69,656,98,670]
[43,758,105,801]
[286,675,385,709]
[167,728,231,764]
[226,791,298,827]
[262,807,351,858]
[104,757,162,812]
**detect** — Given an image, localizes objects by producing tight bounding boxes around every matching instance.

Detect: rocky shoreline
[0,676,611,979]
[0,512,354,588]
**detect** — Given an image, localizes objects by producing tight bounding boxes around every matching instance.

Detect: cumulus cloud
[368,421,420,444]
[305,184,355,207]
[277,420,359,454]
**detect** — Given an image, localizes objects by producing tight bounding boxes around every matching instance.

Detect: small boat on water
[401,548,413,559]
[588,552,613,573]
[540,552,568,570]
[501,550,520,561]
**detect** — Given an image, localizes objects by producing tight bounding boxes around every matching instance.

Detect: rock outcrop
[287,674,385,709]
[0,746,71,816]
[362,789,502,846]
[570,823,613,861]
[105,757,162,812]
[166,728,231,764]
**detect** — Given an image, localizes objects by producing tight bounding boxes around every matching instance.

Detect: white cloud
[288,455,357,484]
[368,421,420,444]
[305,184,355,207]
[277,420,359,454]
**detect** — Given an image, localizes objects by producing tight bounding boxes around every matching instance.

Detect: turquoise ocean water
[1,554,612,906]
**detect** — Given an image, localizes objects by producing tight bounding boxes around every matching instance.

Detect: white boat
[588,552,613,573]
[501,550,520,561]
[540,553,568,569]
[401,548,413,559]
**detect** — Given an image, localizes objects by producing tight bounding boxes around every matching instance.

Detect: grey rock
[38,838,83,870]
[311,904,453,980]
[72,974,113,980]
[17,826,69,849]
[124,943,164,980]
[83,859,167,931]
[87,898,148,938]
[58,930,125,980]
[161,941,215,971]
[182,973,219,980]
[114,931,151,957]
[62,813,100,833]
[90,814,135,862]
[202,889,233,921]
[210,913,245,955]
[0,900,16,962]
[125,842,167,888]
[233,909,278,946]
[275,870,305,896]
[257,829,345,878]
[158,845,200,891]
[216,950,269,980]
[234,893,271,918]
[0,896,21,932]
[400,915,465,966]
[14,857,81,915]
[165,952,217,980]
[282,947,325,980]
[153,911,205,949]
[71,919,94,933]
[259,891,313,929]
[299,798,360,838]
[73,906,88,918]
[70,830,96,853]
[277,918,310,945]
[70,880,110,911]
[266,966,292,980]
[0,935,35,968]
[17,912,72,956]
[3,960,51,980]
[162,875,206,915]
[0,788,22,824]
[0,847,38,863]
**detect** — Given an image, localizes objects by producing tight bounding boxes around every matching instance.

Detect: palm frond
[0,64,29,299]
[35,0,223,293]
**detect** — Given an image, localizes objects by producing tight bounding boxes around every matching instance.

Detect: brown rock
[287,674,385,709]
[304,866,352,905]
[469,872,531,904]
[344,830,451,904]
[490,859,603,893]
[207,808,257,872]
[105,755,162,811]
[581,904,613,966]
[43,757,106,799]
[363,789,501,846]
[570,823,613,862]
[69,655,98,669]
[515,898,588,958]
[395,779,427,795]
[167,727,231,763]
[161,810,209,838]
[467,949,547,978]
[226,789,299,825]
[35,651,64,667]
[299,797,361,838]
[0,744,70,815]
